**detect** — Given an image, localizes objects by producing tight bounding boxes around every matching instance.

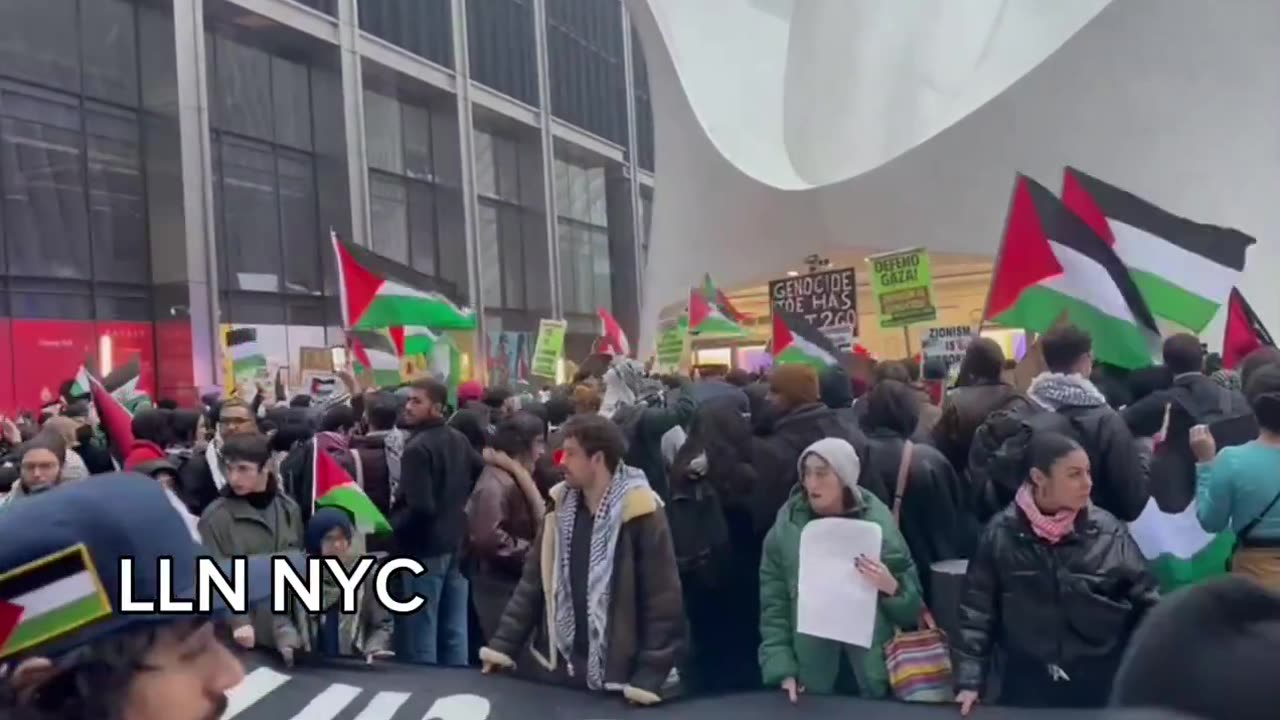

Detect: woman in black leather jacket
[954,431,1158,713]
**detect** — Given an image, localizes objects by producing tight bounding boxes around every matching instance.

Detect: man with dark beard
[0,474,279,720]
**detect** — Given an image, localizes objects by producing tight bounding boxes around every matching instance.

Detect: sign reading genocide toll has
[870,248,937,327]
[922,326,975,370]
[768,268,858,330]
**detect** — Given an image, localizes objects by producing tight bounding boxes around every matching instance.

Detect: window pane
[95,293,152,322]
[473,129,496,198]
[477,202,501,308]
[279,151,320,294]
[1,102,91,278]
[272,58,313,150]
[436,188,468,301]
[587,166,607,226]
[82,0,139,106]
[369,173,408,264]
[558,222,576,315]
[11,292,91,320]
[569,163,590,222]
[494,134,519,202]
[430,108,461,187]
[87,108,147,283]
[499,205,525,310]
[0,0,78,92]
[138,6,176,113]
[403,103,432,181]
[408,181,437,276]
[219,138,281,291]
[575,227,594,314]
[213,37,273,140]
[592,229,612,311]
[522,211,551,314]
[364,92,403,173]
[553,158,570,214]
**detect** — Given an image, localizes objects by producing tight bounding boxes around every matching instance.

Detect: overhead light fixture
[786,270,800,277]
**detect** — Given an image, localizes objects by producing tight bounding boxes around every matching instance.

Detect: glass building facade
[0,0,655,411]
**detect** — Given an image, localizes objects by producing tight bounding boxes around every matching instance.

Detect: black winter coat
[393,418,483,557]
[954,503,1159,692]
[862,431,979,601]
[751,403,867,534]
[1057,404,1150,522]
[932,382,1018,473]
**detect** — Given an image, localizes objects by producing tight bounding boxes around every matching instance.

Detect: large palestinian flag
[985,175,1158,370]
[348,329,403,388]
[689,287,747,338]
[1062,168,1254,333]
[772,308,839,369]
[332,231,476,330]
[390,326,440,358]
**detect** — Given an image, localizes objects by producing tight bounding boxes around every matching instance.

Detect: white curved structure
[631,0,1280,350]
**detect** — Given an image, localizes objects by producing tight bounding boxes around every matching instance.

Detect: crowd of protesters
[2,326,1280,720]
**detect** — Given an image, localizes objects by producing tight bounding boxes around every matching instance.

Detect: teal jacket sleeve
[1196,448,1235,533]
[758,523,798,686]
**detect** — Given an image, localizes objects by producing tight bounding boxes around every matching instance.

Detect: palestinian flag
[225,328,267,382]
[1062,167,1254,333]
[703,273,748,322]
[1128,494,1236,592]
[772,308,839,369]
[348,329,403,388]
[89,372,137,460]
[689,287,747,338]
[985,175,1158,370]
[1223,287,1275,369]
[390,326,440,358]
[67,366,91,400]
[597,308,631,357]
[332,231,476,330]
[0,545,112,660]
[313,445,392,534]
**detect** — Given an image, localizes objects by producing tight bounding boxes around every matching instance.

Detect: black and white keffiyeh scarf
[552,464,651,690]
[1027,372,1108,411]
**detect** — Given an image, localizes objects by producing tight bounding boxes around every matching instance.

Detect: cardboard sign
[655,315,690,372]
[768,268,858,332]
[869,248,937,327]
[922,325,975,370]
[530,319,567,379]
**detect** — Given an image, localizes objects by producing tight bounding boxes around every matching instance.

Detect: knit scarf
[1015,484,1078,544]
[1027,372,1108,411]
[552,465,649,690]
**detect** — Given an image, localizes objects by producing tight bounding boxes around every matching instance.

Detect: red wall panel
[3,319,158,414]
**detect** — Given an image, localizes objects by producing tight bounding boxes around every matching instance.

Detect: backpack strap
[892,440,914,523]
[348,448,365,489]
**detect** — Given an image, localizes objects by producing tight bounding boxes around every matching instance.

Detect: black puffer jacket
[752,403,867,532]
[954,503,1159,691]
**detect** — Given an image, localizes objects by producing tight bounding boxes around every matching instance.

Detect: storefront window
[555,157,612,315]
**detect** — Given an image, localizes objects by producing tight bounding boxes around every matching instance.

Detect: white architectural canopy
[630,0,1280,351]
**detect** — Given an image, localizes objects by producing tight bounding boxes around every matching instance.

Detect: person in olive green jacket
[759,436,923,701]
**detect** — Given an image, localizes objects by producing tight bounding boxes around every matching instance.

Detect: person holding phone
[1194,364,1280,590]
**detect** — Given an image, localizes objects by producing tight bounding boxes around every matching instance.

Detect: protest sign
[655,315,690,372]
[922,325,975,371]
[768,268,857,351]
[797,518,883,648]
[870,248,937,327]
[530,319,566,379]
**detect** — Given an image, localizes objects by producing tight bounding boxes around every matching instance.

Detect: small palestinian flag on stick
[1223,287,1275,370]
[689,287,747,338]
[0,545,112,661]
[772,308,839,369]
[226,328,267,383]
[313,446,392,534]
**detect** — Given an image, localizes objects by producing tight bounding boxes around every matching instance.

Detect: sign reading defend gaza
[870,248,937,328]
[768,268,857,331]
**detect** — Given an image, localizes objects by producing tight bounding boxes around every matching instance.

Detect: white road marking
[223,667,292,720]
[287,682,363,720]
[352,691,412,720]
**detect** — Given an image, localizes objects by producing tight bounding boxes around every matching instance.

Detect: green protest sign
[530,319,567,379]
[870,248,937,327]
[655,315,690,371]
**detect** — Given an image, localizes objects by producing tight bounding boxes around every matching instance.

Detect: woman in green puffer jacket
[759,436,923,701]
